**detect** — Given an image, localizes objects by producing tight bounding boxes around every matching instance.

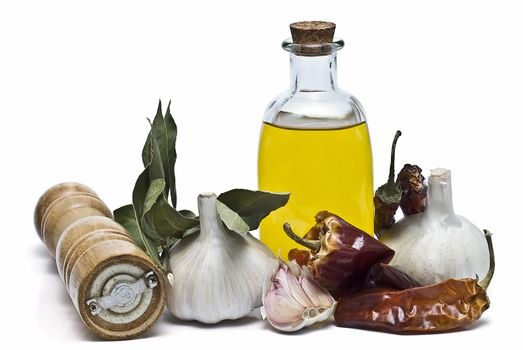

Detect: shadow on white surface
[164,312,262,329]
[161,309,337,335]
[33,244,90,340]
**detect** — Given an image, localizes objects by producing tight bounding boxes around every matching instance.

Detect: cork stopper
[290,21,336,45]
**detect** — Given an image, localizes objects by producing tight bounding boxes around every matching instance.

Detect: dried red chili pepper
[397,164,427,215]
[287,255,420,291]
[288,248,313,266]
[335,280,489,333]
[334,231,495,333]
[284,211,395,298]
[374,131,402,237]
[365,263,421,290]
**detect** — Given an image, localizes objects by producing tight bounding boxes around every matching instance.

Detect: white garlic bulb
[261,259,336,332]
[166,193,278,324]
[381,168,489,286]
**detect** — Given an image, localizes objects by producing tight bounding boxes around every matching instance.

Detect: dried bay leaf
[145,198,199,239]
[113,204,145,250]
[143,178,166,214]
[216,200,250,235]
[142,100,177,206]
[131,166,162,267]
[217,189,290,230]
[164,101,178,207]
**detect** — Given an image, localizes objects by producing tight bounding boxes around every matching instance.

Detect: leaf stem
[283,223,321,251]
[479,229,495,290]
[388,130,402,185]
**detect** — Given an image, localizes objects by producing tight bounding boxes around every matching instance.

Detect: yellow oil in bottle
[258,121,374,257]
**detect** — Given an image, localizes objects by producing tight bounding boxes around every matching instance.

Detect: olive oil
[258,121,374,256]
[258,21,374,256]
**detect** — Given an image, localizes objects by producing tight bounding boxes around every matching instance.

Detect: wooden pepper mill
[34,182,166,340]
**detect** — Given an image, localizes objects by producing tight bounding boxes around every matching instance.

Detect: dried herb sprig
[114,101,289,268]
[373,131,402,237]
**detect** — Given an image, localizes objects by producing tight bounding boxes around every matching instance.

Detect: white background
[0,0,521,348]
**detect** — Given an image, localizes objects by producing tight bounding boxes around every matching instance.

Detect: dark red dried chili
[397,164,427,216]
[365,262,421,290]
[284,211,394,298]
[335,279,489,333]
[374,131,402,237]
[334,231,495,333]
[288,248,313,266]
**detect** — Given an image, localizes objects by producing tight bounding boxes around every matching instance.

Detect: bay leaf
[217,189,290,230]
[140,209,165,241]
[140,100,177,206]
[132,166,150,219]
[131,166,162,266]
[145,197,199,239]
[113,204,145,250]
[143,178,165,214]
[182,224,200,237]
[148,122,166,182]
[216,200,250,235]
[164,101,178,207]
[141,101,163,167]
[179,209,197,219]
[140,232,162,268]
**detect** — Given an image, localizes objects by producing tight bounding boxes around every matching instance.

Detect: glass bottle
[258,21,373,256]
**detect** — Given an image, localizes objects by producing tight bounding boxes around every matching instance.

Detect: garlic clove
[262,259,336,332]
[283,263,315,307]
[299,266,335,307]
[262,279,306,328]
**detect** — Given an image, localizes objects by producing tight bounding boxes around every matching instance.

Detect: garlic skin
[166,193,278,324]
[381,168,489,286]
[261,259,336,332]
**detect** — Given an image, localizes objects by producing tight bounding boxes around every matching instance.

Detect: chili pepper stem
[283,223,321,251]
[388,131,402,185]
[479,230,495,290]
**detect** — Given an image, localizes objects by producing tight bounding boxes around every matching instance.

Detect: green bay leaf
[131,166,162,267]
[179,209,197,219]
[148,123,165,182]
[141,232,162,267]
[143,178,166,214]
[141,101,163,167]
[132,166,150,219]
[217,189,290,230]
[113,204,145,250]
[216,199,250,235]
[145,198,199,239]
[164,101,178,207]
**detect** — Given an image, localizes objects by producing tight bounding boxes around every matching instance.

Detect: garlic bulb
[381,168,489,286]
[261,259,336,332]
[166,193,278,324]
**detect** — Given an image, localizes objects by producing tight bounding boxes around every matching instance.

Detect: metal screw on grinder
[145,271,158,288]
[87,299,102,315]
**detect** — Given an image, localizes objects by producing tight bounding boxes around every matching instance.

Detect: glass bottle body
[258,40,374,256]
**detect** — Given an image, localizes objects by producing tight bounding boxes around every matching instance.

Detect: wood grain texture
[41,194,113,257]
[34,182,98,239]
[63,230,134,287]
[56,216,129,281]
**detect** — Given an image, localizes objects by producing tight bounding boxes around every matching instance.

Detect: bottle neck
[290,53,338,92]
